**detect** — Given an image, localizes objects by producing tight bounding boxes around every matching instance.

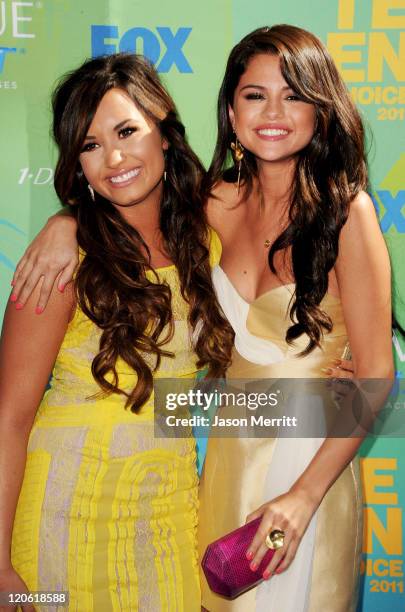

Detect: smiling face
[79,87,167,209]
[229,54,316,167]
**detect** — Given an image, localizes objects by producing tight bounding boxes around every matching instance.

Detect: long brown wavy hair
[205,25,368,354]
[52,53,234,411]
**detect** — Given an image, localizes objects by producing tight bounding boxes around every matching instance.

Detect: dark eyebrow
[113,118,132,131]
[240,84,266,91]
[84,119,133,141]
[239,84,293,92]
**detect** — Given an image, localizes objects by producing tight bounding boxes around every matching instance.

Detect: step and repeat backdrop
[0,1,404,610]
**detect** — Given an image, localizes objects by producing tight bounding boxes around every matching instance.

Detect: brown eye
[285,90,303,101]
[245,92,264,100]
[81,142,97,153]
[119,127,137,138]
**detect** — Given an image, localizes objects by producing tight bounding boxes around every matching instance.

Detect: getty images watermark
[153,378,400,438]
[164,387,297,429]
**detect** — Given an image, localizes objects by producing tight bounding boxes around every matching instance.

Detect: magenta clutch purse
[201,517,275,599]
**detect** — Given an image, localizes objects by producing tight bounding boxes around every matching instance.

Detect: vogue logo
[0,1,36,39]
[91,25,193,73]
[0,1,39,76]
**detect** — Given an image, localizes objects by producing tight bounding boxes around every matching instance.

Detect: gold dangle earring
[230,132,244,195]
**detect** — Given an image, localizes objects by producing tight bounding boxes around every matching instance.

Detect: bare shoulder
[347,190,377,222]
[341,190,380,238]
[338,190,388,268]
[205,180,241,230]
[3,280,75,337]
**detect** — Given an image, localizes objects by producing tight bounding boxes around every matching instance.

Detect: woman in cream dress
[198,268,364,611]
[198,25,393,612]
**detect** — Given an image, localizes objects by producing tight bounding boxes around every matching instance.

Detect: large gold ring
[265,529,285,550]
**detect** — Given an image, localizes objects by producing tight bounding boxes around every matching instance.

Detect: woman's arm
[246,191,394,577]
[0,281,73,575]
[292,191,393,494]
[11,212,78,313]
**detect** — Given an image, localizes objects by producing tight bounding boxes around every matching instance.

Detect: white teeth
[258,129,288,136]
[109,168,140,183]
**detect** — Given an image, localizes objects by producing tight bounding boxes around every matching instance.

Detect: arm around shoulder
[12,211,79,311]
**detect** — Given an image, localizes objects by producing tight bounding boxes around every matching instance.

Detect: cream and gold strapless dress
[198,266,363,612]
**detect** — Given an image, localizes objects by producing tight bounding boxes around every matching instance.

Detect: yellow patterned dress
[11,233,221,612]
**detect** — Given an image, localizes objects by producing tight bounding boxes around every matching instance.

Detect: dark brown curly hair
[52,53,234,411]
[205,25,368,354]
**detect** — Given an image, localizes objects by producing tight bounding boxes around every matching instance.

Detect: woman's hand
[11,215,78,313]
[324,358,354,379]
[0,566,36,612]
[245,487,319,579]
[324,358,355,405]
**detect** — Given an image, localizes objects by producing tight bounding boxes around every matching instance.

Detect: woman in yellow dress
[0,54,233,611]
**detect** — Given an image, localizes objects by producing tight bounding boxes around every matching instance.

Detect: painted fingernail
[10,293,17,303]
[35,306,44,315]
[246,551,254,561]
[10,280,15,286]
[276,567,283,574]
[250,562,258,572]
[15,302,24,310]
[263,570,271,580]
[58,283,65,292]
